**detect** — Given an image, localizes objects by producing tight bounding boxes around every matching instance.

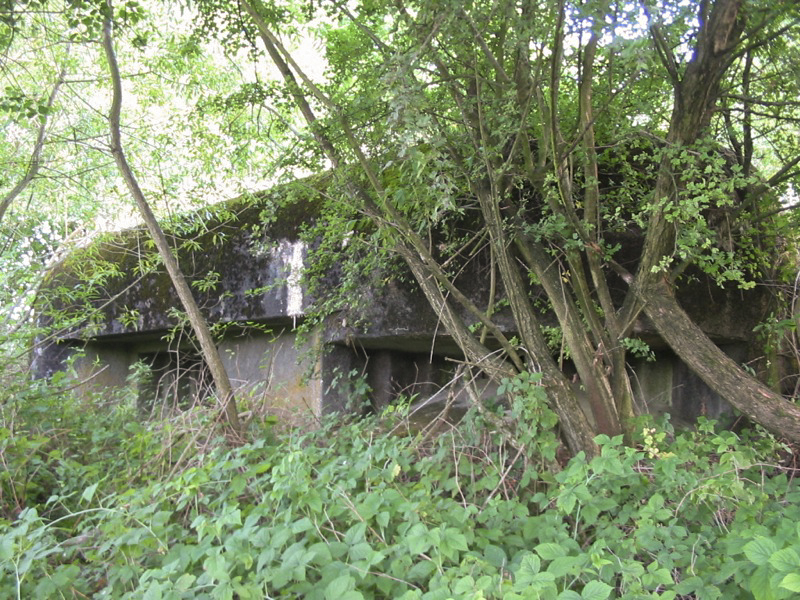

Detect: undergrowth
[1,374,799,599]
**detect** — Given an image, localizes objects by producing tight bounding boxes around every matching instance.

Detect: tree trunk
[625,0,800,442]
[644,279,800,442]
[102,3,241,435]
[474,184,600,455]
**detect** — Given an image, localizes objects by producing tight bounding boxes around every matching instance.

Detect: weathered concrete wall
[63,328,324,426]
[42,225,311,340]
[218,330,322,424]
[629,345,747,427]
[68,342,133,394]
[32,178,771,428]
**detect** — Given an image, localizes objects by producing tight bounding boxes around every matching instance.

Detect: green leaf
[674,576,703,596]
[270,565,293,589]
[292,517,313,534]
[81,482,99,503]
[558,591,582,600]
[175,574,196,592]
[204,551,230,582]
[231,474,247,495]
[142,581,164,600]
[349,541,374,562]
[327,541,348,559]
[531,572,557,586]
[779,573,800,593]
[768,548,799,573]
[484,544,507,568]
[535,542,567,560]
[344,522,367,545]
[514,553,542,587]
[749,565,774,600]
[0,536,13,561]
[581,580,612,600]
[308,541,333,566]
[407,559,436,582]
[744,538,779,567]
[325,574,355,600]
[407,523,432,555]
[548,555,582,577]
[443,527,469,552]
[558,492,577,514]
[376,511,390,528]
[453,576,476,595]
[358,492,382,520]
[643,565,674,587]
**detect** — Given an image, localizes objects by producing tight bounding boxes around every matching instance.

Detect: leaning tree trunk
[474,182,600,454]
[644,280,800,442]
[102,4,241,435]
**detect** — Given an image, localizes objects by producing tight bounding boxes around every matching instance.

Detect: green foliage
[1,380,798,599]
[620,338,655,362]
[646,139,773,288]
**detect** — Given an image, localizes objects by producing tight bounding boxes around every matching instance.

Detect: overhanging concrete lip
[54,314,306,345]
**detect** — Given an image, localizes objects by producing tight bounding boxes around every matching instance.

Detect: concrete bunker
[32,181,769,428]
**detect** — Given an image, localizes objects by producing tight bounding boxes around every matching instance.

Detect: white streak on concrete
[270,239,306,321]
[286,240,305,318]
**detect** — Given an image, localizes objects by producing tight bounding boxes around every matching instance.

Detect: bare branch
[648,23,681,87]
[722,93,800,109]
[333,1,393,54]
[0,61,67,225]
[458,8,511,85]
[732,18,800,61]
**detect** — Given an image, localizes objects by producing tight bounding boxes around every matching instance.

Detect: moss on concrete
[40,175,330,341]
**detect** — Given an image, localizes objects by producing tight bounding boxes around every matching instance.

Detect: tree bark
[475,184,599,455]
[242,0,600,457]
[626,0,745,307]
[102,3,241,435]
[644,280,800,442]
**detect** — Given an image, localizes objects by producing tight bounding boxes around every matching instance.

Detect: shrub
[1,375,798,599]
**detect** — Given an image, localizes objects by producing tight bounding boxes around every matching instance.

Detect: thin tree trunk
[432,17,602,454]
[242,0,599,457]
[513,228,619,439]
[623,0,745,323]
[578,29,635,438]
[0,63,66,225]
[475,184,600,455]
[101,3,241,435]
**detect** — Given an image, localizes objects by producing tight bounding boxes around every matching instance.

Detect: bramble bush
[1,373,799,599]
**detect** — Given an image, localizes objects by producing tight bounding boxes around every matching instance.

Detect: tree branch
[0,62,67,225]
[648,23,681,87]
[722,93,800,109]
[458,8,511,85]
